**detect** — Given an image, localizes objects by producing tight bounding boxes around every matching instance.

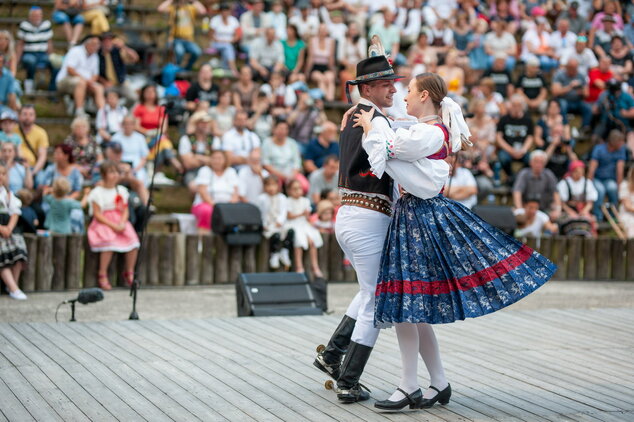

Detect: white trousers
[335,205,391,347]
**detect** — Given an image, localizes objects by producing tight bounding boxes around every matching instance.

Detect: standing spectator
[96,89,128,144]
[513,150,560,217]
[308,155,339,205]
[0,55,18,113]
[64,116,103,179]
[98,32,139,105]
[239,149,268,204]
[185,64,220,113]
[208,3,240,77]
[52,0,85,46]
[484,18,517,71]
[560,36,599,76]
[56,35,105,117]
[552,58,592,132]
[111,115,149,185]
[556,160,598,225]
[303,122,339,173]
[15,105,48,175]
[588,129,627,220]
[43,178,82,234]
[445,155,478,209]
[232,66,259,112]
[0,163,28,300]
[178,111,214,187]
[282,25,306,82]
[288,90,326,148]
[249,27,285,82]
[0,111,21,149]
[619,167,634,238]
[82,0,110,35]
[216,110,261,170]
[158,0,205,70]
[16,6,55,93]
[496,95,535,179]
[1,142,33,194]
[305,24,336,101]
[191,150,240,233]
[516,57,548,114]
[240,0,272,54]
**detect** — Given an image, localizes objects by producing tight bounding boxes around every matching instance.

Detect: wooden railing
[17,234,634,292]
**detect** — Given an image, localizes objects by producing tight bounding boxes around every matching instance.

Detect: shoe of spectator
[75,107,87,117]
[24,79,34,94]
[9,289,27,300]
[153,172,176,186]
[269,252,281,269]
[279,248,291,267]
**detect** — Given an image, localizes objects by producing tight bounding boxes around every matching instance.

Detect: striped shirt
[17,20,53,53]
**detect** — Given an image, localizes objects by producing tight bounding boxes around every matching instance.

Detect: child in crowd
[86,161,140,290]
[96,89,128,145]
[43,177,82,234]
[16,189,38,233]
[257,175,292,269]
[284,179,324,278]
[0,111,22,150]
[0,164,28,300]
[311,199,335,234]
[514,197,559,237]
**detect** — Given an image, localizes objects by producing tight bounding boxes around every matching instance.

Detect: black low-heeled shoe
[374,388,423,410]
[419,384,451,408]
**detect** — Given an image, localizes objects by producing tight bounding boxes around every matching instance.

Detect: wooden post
[214,235,229,283]
[318,233,331,280]
[255,239,270,272]
[173,233,186,286]
[185,234,200,285]
[627,239,634,281]
[243,245,257,273]
[566,237,583,281]
[328,233,344,281]
[83,236,98,288]
[583,237,597,281]
[159,233,175,286]
[228,245,243,283]
[20,234,37,292]
[36,236,53,291]
[66,235,82,290]
[539,236,553,263]
[611,239,626,281]
[147,233,160,286]
[525,237,538,252]
[552,236,567,280]
[596,237,612,280]
[201,234,214,284]
[51,235,67,291]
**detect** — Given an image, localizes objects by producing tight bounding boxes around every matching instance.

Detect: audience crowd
[1,0,634,297]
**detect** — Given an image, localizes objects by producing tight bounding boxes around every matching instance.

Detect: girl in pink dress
[87,160,140,290]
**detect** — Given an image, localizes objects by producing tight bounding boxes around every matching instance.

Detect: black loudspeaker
[472,204,517,235]
[236,272,323,317]
[212,203,263,245]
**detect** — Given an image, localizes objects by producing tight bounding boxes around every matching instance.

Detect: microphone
[64,288,105,305]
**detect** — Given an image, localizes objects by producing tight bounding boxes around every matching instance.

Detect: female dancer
[353,73,556,411]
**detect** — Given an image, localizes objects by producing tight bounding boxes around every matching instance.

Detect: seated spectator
[338,22,367,101]
[1,142,33,194]
[185,64,219,113]
[249,27,285,83]
[484,18,517,71]
[288,89,327,148]
[133,84,164,139]
[311,199,335,234]
[43,177,82,234]
[369,8,403,61]
[537,102,577,179]
[111,115,149,185]
[592,14,624,58]
[145,119,182,184]
[514,197,558,238]
[496,95,535,180]
[257,175,291,269]
[476,77,506,121]
[208,3,240,77]
[483,53,514,98]
[262,120,306,188]
[305,24,336,101]
[438,50,467,106]
[56,35,105,117]
[216,110,261,170]
[0,31,18,78]
[465,98,496,195]
[158,0,205,70]
[96,89,128,144]
[521,16,558,72]
[15,105,48,175]
[588,129,627,220]
[282,25,306,83]
[556,160,598,227]
[16,6,56,93]
[489,0,519,34]
[239,149,268,204]
[466,18,490,76]
[232,66,259,113]
[0,111,21,148]
[549,18,577,63]
[52,0,85,46]
[552,58,592,133]
[208,90,236,137]
[179,112,214,186]
[588,56,614,108]
[513,150,560,219]
[427,18,455,60]
[560,36,599,77]
[98,32,139,105]
[619,167,634,238]
[16,189,38,232]
[64,116,103,179]
[248,92,274,140]
[516,57,548,114]
[407,32,436,75]
[445,154,478,209]
[385,64,411,120]
[308,155,339,205]
[320,9,347,46]
[0,55,18,112]
[558,1,586,35]
[191,150,240,233]
[591,0,624,32]
[451,11,473,61]
[288,2,319,40]
[608,36,633,83]
[303,122,339,174]
[81,0,110,35]
[259,71,296,119]
[594,79,634,148]
[240,0,271,54]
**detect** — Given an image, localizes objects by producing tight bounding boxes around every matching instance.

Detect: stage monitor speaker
[236,272,323,317]
[472,204,517,235]
[212,203,263,245]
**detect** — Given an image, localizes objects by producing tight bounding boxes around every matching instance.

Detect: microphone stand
[129,102,170,320]
[70,300,77,322]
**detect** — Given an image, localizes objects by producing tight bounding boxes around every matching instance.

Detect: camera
[607,79,621,95]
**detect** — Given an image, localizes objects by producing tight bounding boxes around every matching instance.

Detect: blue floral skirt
[374,194,557,326]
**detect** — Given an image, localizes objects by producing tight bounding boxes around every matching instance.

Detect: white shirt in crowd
[0,187,22,216]
[556,177,598,203]
[560,47,598,75]
[210,15,240,43]
[288,13,320,39]
[96,104,128,142]
[192,166,239,206]
[213,127,261,170]
[448,167,478,209]
[256,192,287,238]
[549,30,578,58]
[238,166,268,204]
[56,44,99,83]
[521,29,553,62]
[87,185,130,213]
[514,208,551,238]
[178,134,216,156]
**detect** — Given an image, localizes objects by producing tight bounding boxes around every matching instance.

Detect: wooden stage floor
[0,308,632,421]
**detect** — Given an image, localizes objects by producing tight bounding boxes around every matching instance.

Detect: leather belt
[341,193,392,217]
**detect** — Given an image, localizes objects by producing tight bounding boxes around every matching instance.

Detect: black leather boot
[336,341,373,403]
[314,316,356,379]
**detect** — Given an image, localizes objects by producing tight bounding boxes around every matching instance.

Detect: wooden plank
[539,236,553,263]
[243,245,257,273]
[627,239,634,281]
[611,240,626,281]
[21,234,37,292]
[200,234,214,284]
[583,237,597,281]
[82,236,98,288]
[185,235,200,285]
[566,236,582,280]
[35,236,53,291]
[147,233,160,286]
[65,235,82,290]
[552,236,567,280]
[328,233,344,281]
[0,377,34,421]
[596,238,612,280]
[214,235,229,284]
[159,234,175,286]
[255,239,269,272]
[51,235,67,291]
[228,245,243,283]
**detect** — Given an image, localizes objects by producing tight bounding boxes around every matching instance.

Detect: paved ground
[1,280,633,323]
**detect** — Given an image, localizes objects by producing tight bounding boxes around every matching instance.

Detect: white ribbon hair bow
[440,96,472,152]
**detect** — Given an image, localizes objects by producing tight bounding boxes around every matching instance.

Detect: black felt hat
[345,56,402,103]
